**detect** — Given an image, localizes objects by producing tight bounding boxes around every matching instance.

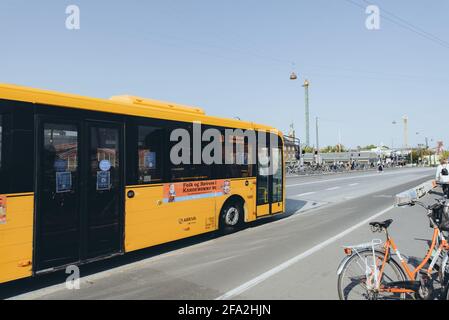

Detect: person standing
[377,159,384,173]
[436,159,449,198]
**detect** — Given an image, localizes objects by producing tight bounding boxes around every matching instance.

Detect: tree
[360,144,377,151]
[408,150,420,164]
[406,149,434,164]
[321,146,332,153]
[320,145,347,153]
[302,146,315,154]
[441,151,449,162]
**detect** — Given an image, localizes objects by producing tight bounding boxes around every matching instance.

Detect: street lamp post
[415,132,421,167]
[303,80,310,147]
[392,121,397,166]
[290,72,310,147]
[316,117,320,164]
[392,121,397,149]
[429,138,436,166]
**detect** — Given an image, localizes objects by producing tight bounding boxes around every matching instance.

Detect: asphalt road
[2,167,437,300]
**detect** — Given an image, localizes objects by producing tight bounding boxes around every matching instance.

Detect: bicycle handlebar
[397,202,411,207]
[413,201,429,209]
[399,199,443,212]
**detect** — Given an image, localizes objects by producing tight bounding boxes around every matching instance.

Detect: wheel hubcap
[225,207,239,226]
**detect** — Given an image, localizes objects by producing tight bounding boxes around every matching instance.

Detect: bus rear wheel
[220,200,244,234]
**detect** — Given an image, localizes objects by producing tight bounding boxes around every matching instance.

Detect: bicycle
[286,161,301,175]
[337,199,449,300]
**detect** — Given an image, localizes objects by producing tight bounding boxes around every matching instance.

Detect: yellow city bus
[0,84,285,284]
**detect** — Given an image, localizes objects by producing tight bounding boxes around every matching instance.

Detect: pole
[303,80,310,146]
[338,129,342,153]
[392,121,397,166]
[403,116,409,148]
[316,117,320,164]
[403,116,411,165]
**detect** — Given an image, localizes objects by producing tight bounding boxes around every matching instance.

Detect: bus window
[168,124,211,182]
[0,113,10,194]
[270,134,283,203]
[137,125,164,184]
[0,114,2,169]
[214,129,255,179]
[271,146,283,203]
[230,133,255,178]
[43,124,79,192]
[257,146,270,205]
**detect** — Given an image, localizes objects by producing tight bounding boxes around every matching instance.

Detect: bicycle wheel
[338,249,407,300]
[445,282,449,300]
[439,251,449,286]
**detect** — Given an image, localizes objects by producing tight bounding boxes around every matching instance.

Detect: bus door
[35,118,124,272]
[85,121,124,259]
[256,133,284,217]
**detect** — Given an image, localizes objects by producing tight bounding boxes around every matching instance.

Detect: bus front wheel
[219,200,244,234]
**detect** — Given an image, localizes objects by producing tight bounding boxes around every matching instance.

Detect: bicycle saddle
[369,219,393,229]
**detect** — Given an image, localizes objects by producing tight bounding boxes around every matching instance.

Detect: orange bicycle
[337,199,449,300]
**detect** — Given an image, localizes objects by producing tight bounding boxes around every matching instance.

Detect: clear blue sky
[1,0,448,149]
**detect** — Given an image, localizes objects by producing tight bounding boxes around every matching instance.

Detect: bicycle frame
[339,198,449,299]
[376,227,449,294]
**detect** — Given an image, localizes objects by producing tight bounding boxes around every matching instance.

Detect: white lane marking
[215,205,395,300]
[373,195,393,199]
[326,186,341,191]
[286,169,432,188]
[292,192,316,198]
[349,183,360,187]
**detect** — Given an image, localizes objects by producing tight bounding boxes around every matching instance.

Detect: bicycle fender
[337,255,352,276]
[337,249,391,276]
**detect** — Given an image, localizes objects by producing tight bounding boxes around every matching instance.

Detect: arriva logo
[179,217,197,224]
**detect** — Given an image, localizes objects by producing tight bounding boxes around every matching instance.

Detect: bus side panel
[124,186,216,253]
[215,178,257,224]
[271,202,283,214]
[0,195,34,283]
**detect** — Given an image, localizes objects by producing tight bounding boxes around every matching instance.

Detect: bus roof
[0,83,281,134]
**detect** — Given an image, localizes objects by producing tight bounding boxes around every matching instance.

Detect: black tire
[439,254,449,288]
[445,283,449,300]
[338,249,407,300]
[219,200,244,234]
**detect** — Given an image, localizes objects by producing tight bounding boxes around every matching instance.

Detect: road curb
[395,179,437,205]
